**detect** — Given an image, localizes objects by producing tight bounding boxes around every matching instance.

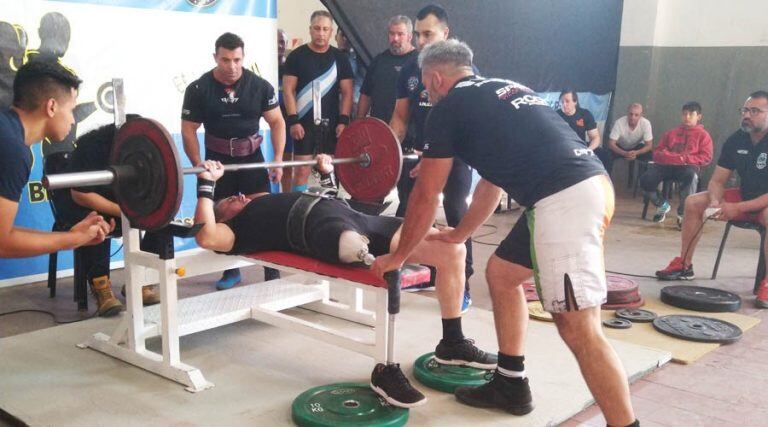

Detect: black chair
[711,220,766,294]
[44,152,89,310]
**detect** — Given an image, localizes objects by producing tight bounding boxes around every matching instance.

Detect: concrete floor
[0,181,766,425]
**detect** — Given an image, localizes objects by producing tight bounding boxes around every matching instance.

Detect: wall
[613,0,768,184]
[277,0,327,50]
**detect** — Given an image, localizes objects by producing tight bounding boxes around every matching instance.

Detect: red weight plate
[522,281,540,302]
[602,297,645,311]
[607,288,642,304]
[111,118,182,230]
[335,117,402,202]
[607,275,638,293]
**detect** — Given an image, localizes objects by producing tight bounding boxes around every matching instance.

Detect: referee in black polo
[181,32,286,290]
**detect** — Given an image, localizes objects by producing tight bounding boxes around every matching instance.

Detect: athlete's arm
[71,190,121,218]
[439,178,503,242]
[181,120,203,166]
[337,78,354,137]
[194,161,236,252]
[263,107,286,183]
[282,75,304,140]
[356,94,371,119]
[606,138,627,157]
[706,166,731,207]
[586,128,601,151]
[389,98,411,143]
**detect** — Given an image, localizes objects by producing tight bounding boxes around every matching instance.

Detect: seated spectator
[640,101,713,224]
[557,89,611,168]
[605,103,653,173]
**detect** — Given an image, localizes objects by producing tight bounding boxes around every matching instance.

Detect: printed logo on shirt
[187,0,217,7]
[418,90,432,108]
[221,87,239,104]
[268,92,278,107]
[509,94,549,110]
[407,76,419,92]
[423,142,430,151]
[737,149,749,155]
[576,118,585,127]
[573,148,594,157]
[757,152,767,170]
[394,65,403,72]
[182,109,191,116]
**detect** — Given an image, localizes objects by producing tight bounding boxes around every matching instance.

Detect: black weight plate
[615,308,657,323]
[602,318,632,329]
[652,315,743,344]
[660,285,741,312]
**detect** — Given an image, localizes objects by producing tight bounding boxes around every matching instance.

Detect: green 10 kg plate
[292,383,409,427]
[413,352,491,393]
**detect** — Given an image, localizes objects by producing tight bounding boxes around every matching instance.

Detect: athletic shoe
[434,338,498,369]
[455,371,534,415]
[460,290,472,314]
[370,363,427,408]
[216,268,242,290]
[652,201,671,223]
[676,214,684,230]
[756,278,768,308]
[655,257,695,280]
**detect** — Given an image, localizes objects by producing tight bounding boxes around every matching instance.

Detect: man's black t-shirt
[422,77,606,207]
[0,109,31,202]
[557,106,597,144]
[361,49,417,123]
[396,56,431,149]
[181,69,278,139]
[718,130,768,201]
[283,44,354,125]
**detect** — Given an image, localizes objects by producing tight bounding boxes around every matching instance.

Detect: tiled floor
[0,185,765,426]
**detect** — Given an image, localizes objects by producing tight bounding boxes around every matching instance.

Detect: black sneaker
[370,363,427,408]
[455,372,534,415]
[434,338,498,369]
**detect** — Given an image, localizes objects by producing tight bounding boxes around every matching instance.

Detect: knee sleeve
[338,230,372,264]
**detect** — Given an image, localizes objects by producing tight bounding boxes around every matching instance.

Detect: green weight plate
[291,383,408,427]
[413,352,491,393]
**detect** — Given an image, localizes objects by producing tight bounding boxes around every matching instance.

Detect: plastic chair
[711,220,766,294]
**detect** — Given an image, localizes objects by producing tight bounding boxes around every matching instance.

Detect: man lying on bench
[193,155,497,408]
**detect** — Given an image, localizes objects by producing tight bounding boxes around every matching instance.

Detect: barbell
[43,117,418,231]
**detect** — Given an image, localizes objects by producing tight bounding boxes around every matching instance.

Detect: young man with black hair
[181,32,286,290]
[0,60,113,258]
[640,101,713,224]
[193,155,497,408]
[282,10,354,192]
[390,4,474,312]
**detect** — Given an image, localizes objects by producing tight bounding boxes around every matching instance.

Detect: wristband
[338,114,351,125]
[318,171,338,189]
[197,178,215,200]
[287,114,300,126]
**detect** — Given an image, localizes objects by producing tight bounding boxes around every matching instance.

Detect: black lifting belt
[286,186,339,254]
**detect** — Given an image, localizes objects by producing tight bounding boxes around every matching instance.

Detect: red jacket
[653,124,713,167]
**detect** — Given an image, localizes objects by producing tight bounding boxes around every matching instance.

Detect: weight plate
[615,308,657,323]
[652,315,743,344]
[660,285,741,312]
[601,296,645,311]
[335,118,402,202]
[111,118,182,230]
[522,281,540,302]
[602,318,632,329]
[291,383,408,427]
[413,352,491,393]
[606,275,640,304]
[528,301,553,322]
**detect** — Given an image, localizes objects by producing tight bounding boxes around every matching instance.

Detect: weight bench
[79,217,430,392]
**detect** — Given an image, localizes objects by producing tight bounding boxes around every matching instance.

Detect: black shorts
[494,212,533,269]
[291,121,338,156]
[305,199,402,263]
[206,149,270,199]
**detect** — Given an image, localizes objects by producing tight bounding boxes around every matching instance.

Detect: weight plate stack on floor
[292,383,409,427]
[413,352,492,393]
[652,315,743,344]
[615,308,658,323]
[660,285,741,312]
[602,275,644,310]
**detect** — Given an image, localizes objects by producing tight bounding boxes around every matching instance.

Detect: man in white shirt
[605,103,653,173]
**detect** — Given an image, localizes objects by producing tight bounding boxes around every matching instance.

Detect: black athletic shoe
[455,372,534,415]
[434,338,498,369]
[370,363,427,408]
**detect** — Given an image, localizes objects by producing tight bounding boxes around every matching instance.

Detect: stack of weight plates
[602,275,644,310]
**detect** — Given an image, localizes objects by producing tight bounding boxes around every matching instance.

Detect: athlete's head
[419,39,473,104]
[13,60,80,142]
[277,28,288,64]
[214,193,251,223]
[680,101,702,128]
[213,32,244,85]
[627,103,644,128]
[415,4,449,50]
[309,10,333,51]
[38,12,70,57]
[559,90,578,116]
[387,15,413,55]
[740,91,768,134]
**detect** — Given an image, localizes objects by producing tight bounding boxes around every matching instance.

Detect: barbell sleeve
[43,169,117,190]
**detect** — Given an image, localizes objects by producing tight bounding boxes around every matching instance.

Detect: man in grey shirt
[605,103,653,173]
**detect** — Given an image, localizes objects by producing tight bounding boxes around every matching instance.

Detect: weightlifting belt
[204,132,263,157]
[286,186,339,254]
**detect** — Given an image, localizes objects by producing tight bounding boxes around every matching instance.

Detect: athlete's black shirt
[224,192,402,263]
[396,56,432,150]
[361,49,417,123]
[0,109,30,202]
[422,76,606,207]
[181,69,278,139]
[718,129,768,201]
[283,45,354,125]
[557,106,597,144]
